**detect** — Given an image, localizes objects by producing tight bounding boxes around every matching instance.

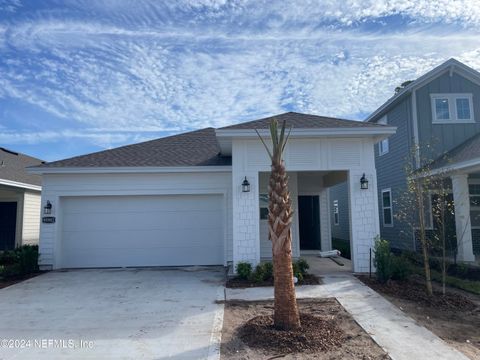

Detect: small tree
[256,118,301,330]
[397,144,441,296]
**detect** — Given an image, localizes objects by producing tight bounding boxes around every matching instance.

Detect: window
[259,194,269,220]
[378,116,389,155]
[382,189,393,226]
[431,93,474,123]
[333,200,339,225]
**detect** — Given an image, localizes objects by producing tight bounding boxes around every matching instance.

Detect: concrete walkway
[226,274,469,360]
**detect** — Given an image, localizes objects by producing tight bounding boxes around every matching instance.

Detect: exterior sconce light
[360,173,368,190]
[44,200,52,215]
[241,177,251,192]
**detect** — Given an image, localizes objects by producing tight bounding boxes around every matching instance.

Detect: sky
[1,1,480,162]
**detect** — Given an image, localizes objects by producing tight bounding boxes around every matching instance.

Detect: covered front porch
[258,170,350,261]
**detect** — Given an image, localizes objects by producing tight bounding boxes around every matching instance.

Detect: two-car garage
[59,194,225,268]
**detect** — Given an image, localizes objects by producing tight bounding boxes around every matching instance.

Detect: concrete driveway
[0,267,225,360]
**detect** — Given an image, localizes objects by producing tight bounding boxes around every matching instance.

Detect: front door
[298,196,320,250]
[0,202,17,250]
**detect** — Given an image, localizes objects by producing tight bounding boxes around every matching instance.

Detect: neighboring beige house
[0,147,43,250]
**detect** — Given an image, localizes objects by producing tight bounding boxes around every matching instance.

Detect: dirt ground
[226,274,321,288]
[221,298,390,359]
[0,272,43,290]
[358,275,480,360]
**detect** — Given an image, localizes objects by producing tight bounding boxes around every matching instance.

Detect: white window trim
[381,188,393,227]
[378,115,389,156]
[430,93,475,124]
[333,200,339,226]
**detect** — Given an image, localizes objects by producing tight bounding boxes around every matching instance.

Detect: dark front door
[0,202,17,250]
[298,196,320,250]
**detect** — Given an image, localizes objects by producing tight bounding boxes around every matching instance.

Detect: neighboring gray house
[331,58,480,262]
[0,148,43,250]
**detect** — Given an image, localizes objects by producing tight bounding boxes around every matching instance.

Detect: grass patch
[411,265,480,295]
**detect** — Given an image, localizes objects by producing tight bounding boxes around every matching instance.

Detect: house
[0,147,43,250]
[332,58,480,263]
[29,112,395,272]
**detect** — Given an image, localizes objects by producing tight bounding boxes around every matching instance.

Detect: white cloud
[1,1,480,150]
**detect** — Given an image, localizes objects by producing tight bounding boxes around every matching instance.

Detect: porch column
[451,174,475,262]
[232,171,261,270]
[348,170,380,272]
[319,188,332,252]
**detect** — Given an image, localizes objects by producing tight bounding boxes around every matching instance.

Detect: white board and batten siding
[39,172,233,269]
[22,191,41,245]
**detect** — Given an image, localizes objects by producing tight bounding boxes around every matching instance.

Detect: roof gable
[366,58,480,123]
[220,112,387,130]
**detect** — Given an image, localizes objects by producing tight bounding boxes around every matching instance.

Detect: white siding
[259,172,300,259]
[231,136,380,272]
[21,191,41,245]
[39,172,232,269]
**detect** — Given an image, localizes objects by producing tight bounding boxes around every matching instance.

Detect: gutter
[27,165,233,175]
[0,179,42,191]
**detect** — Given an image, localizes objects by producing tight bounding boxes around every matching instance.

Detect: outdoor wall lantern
[242,177,251,192]
[44,200,52,215]
[360,173,369,190]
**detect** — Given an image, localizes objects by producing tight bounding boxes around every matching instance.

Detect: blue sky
[1,0,480,161]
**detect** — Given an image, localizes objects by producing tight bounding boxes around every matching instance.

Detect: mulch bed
[239,313,343,353]
[357,275,476,311]
[0,272,44,290]
[221,298,390,359]
[226,274,321,288]
[357,274,480,359]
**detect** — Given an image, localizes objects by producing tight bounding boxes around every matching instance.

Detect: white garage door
[61,195,224,268]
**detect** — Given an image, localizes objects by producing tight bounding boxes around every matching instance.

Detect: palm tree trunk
[269,162,300,330]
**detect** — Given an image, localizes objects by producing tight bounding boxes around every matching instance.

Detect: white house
[0,147,43,250]
[29,112,396,272]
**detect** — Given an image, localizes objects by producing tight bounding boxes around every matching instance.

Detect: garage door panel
[63,228,222,249]
[63,210,222,232]
[63,196,217,213]
[63,244,223,268]
[61,195,224,268]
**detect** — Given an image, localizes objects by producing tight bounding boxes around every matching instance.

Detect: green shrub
[261,262,274,281]
[373,238,392,283]
[391,255,411,281]
[0,245,39,278]
[236,262,252,280]
[291,258,310,282]
[0,250,16,266]
[15,245,39,275]
[295,258,309,275]
[251,264,266,282]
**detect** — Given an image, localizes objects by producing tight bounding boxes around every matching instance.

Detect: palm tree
[256,118,301,330]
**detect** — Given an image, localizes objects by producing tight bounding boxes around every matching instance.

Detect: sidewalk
[225,274,469,360]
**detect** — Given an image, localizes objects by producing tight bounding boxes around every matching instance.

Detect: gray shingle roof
[428,132,480,171]
[219,112,388,130]
[40,127,231,168]
[0,148,43,186]
[38,112,388,169]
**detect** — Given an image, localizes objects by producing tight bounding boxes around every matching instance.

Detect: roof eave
[215,127,397,138]
[27,165,233,175]
[0,179,42,191]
